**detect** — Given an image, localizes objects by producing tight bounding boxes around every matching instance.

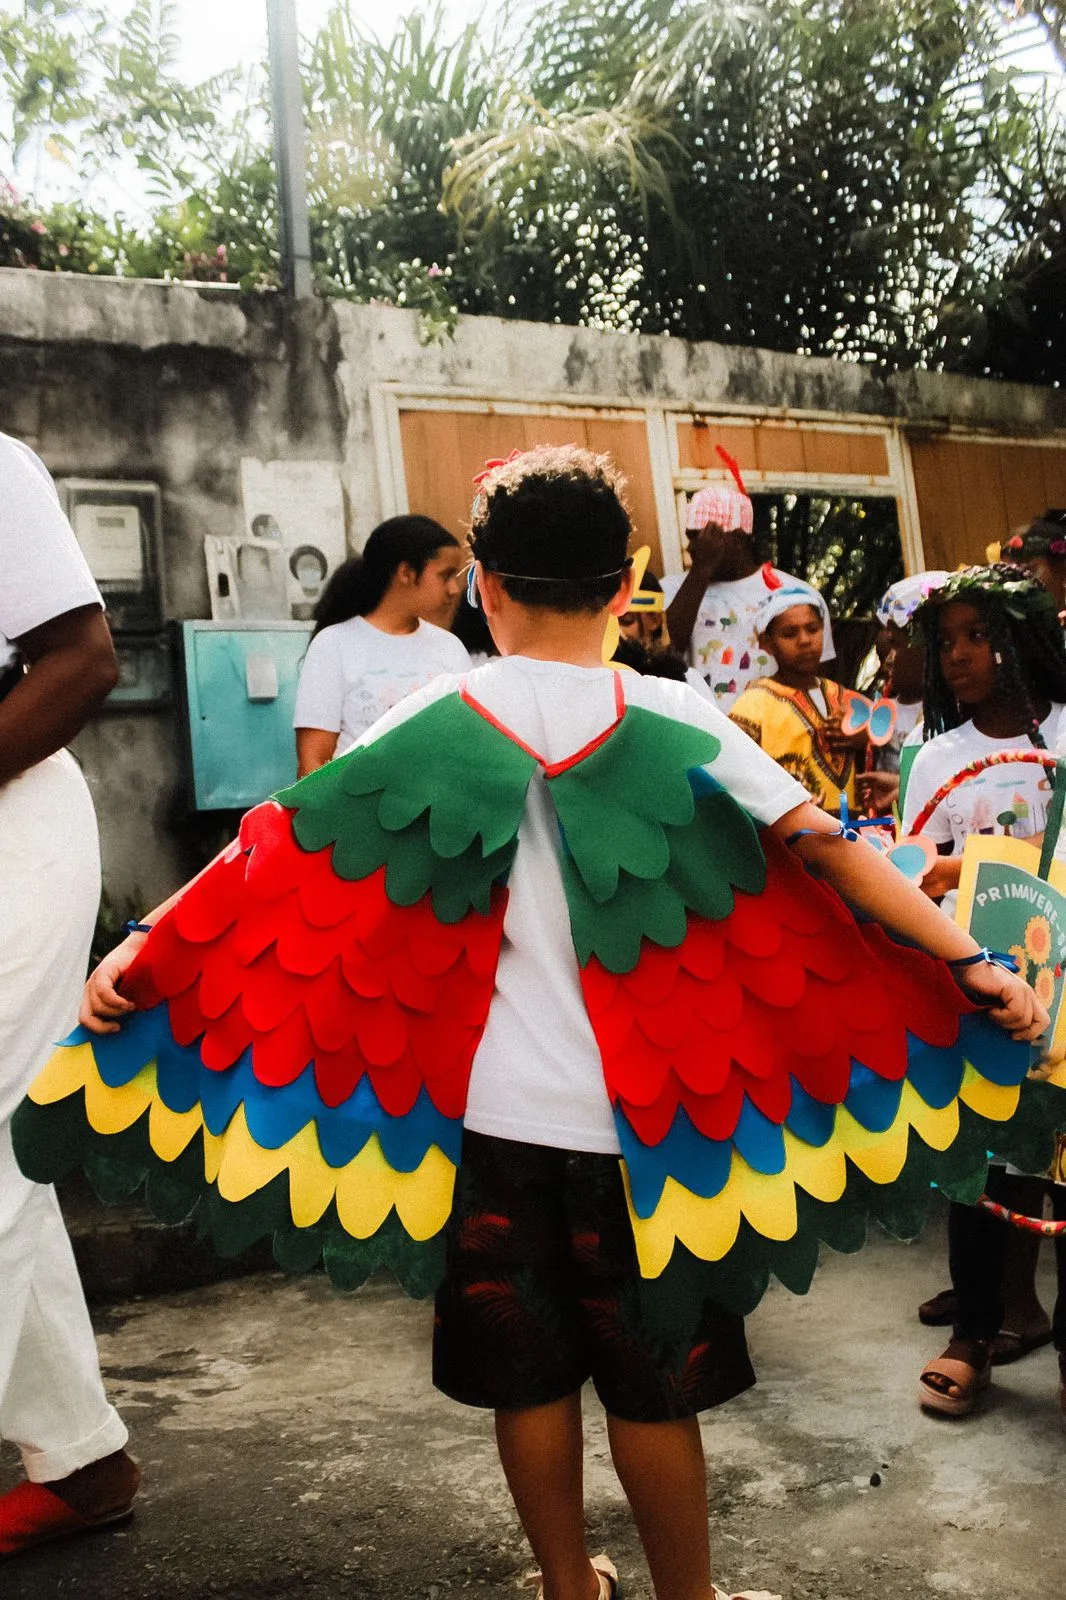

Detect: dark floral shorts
[432,1131,755,1421]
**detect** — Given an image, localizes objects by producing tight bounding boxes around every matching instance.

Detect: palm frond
[443,96,680,233]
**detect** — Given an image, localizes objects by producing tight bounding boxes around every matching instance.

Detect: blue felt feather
[61,1011,462,1171]
[615,1103,732,1218]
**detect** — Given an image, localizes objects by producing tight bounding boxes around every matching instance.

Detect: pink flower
[58,243,69,257]
[427,263,442,278]
[1007,534,1024,551]
[30,219,46,235]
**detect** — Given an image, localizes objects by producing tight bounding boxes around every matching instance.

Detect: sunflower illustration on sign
[1025,914,1054,968]
[1034,967,1057,1008]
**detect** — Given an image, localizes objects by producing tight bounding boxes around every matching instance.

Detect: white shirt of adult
[660,566,835,711]
[348,656,810,1155]
[293,615,471,755]
[0,434,101,672]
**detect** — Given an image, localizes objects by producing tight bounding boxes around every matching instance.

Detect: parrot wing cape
[14,687,1066,1310]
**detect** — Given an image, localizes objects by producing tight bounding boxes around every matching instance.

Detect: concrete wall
[2,268,1064,907]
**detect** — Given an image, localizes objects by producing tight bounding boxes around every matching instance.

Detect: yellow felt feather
[38,1040,456,1243]
[627,1060,1013,1277]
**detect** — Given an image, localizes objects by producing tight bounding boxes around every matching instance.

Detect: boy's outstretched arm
[772,801,1048,1044]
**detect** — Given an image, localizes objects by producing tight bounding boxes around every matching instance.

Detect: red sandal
[0,1480,136,1559]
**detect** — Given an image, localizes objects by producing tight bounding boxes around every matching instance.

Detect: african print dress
[730,677,857,812]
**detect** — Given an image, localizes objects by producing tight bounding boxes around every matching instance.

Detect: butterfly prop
[866,829,938,884]
[839,689,898,747]
[833,794,936,885]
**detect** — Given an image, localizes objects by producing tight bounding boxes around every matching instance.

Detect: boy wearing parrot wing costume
[14,448,1059,1600]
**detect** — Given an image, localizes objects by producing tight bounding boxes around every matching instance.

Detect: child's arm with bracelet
[772,801,1048,1043]
[80,850,228,1033]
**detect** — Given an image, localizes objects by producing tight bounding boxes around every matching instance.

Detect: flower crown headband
[915,563,1059,626]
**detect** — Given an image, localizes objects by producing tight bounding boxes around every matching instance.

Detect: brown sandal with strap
[919,1338,993,1416]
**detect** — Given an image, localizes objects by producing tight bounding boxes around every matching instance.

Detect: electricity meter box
[178,621,313,811]
[59,479,170,709]
[59,480,165,632]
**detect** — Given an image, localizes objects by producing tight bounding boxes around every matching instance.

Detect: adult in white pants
[0,433,138,1558]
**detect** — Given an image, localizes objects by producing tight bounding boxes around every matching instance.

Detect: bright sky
[172,0,478,79]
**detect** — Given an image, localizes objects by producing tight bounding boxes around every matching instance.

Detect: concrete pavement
[2,1207,1061,1599]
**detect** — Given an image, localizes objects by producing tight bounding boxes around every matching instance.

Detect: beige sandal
[918,1338,993,1417]
[712,1587,783,1599]
[520,1552,619,1598]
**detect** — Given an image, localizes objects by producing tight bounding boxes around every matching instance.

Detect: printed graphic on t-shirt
[694,601,773,705]
[931,767,1053,845]
[902,707,1066,857]
[341,664,452,747]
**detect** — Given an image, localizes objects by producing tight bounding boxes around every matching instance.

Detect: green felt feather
[647,1089,1065,1318]
[547,708,720,901]
[13,1094,446,1300]
[277,693,536,920]
[550,708,765,972]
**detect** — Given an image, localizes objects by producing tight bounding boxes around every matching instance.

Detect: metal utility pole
[266,0,313,298]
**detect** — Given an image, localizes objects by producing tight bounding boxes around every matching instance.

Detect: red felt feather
[118,803,507,1119]
[585,831,972,1145]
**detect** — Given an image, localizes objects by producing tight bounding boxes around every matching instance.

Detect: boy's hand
[919,856,962,900]
[855,770,900,812]
[80,932,148,1034]
[820,714,868,755]
[956,962,1049,1043]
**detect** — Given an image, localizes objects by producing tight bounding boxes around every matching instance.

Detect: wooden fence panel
[398,409,663,570]
[676,420,889,480]
[908,435,1066,569]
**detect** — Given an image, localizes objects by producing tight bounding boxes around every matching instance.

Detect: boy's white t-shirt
[351,656,809,1154]
[660,566,835,711]
[293,615,470,754]
[0,433,102,669]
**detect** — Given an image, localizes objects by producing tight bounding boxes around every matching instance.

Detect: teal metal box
[180,621,313,810]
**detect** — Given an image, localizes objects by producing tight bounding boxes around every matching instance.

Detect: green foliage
[0,0,1064,371]
[755,494,904,621]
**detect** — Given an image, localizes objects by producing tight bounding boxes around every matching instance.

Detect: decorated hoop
[976,1194,1066,1236]
[908,748,1062,839]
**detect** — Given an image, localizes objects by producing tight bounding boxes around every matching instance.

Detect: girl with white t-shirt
[901,564,1066,1419]
[294,516,469,774]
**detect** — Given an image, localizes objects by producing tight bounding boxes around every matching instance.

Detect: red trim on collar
[459,671,626,776]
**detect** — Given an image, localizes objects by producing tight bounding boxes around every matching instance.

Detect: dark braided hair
[916,563,1066,747]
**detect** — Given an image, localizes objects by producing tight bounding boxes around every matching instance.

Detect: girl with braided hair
[900,563,1066,1418]
[902,563,1066,909]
